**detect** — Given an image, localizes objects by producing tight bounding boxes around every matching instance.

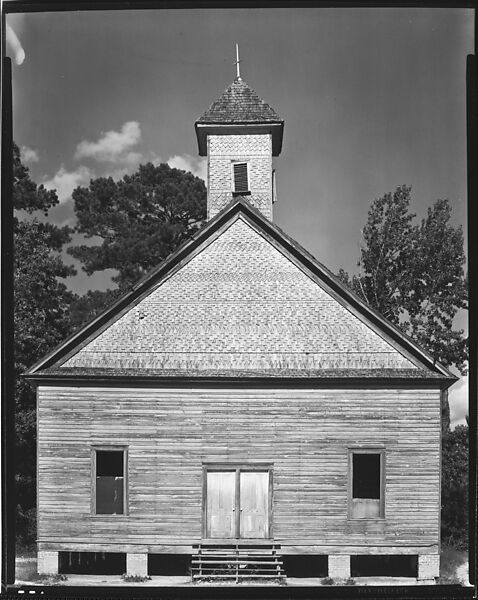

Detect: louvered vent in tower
[232,162,250,195]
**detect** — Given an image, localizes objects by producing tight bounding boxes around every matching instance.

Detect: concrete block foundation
[38,551,59,575]
[418,554,440,580]
[127,553,148,577]
[328,554,350,579]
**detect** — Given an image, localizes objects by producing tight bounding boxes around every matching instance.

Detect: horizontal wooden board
[37,386,441,552]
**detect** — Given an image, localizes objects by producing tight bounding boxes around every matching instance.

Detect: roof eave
[195,121,284,156]
[25,370,454,390]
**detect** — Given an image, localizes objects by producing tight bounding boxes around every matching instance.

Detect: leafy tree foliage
[338,185,469,548]
[14,155,207,546]
[338,186,467,371]
[441,425,469,549]
[13,143,58,215]
[68,288,122,330]
[13,142,77,548]
[338,185,467,430]
[69,163,207,292]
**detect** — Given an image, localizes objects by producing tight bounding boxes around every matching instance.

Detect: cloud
[43,165,93,204]
[6,24,25,65]
[20,145,39,164]
[449,373,468,429]
[42,126,205,205]
[167,154,207,181]
[75,121,142,164]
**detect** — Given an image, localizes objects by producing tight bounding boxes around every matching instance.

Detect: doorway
[204,467,272,539]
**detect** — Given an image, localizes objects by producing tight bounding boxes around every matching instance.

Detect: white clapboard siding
[37,385,441,554]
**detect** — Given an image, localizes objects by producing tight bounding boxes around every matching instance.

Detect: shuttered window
[94,449,127,515]
[232,162,249,194]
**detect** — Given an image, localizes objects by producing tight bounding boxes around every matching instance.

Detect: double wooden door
[205,469,271,539]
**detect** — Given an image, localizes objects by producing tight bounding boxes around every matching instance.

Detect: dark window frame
[91,446,128,516]
[347,448,385,520]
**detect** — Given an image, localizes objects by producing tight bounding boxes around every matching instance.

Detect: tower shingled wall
[207,134,273,220]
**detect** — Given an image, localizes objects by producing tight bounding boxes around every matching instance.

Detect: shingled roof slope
[25,199,455,385]
[197,78,283,123]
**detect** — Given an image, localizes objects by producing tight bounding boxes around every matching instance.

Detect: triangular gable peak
[26,200,454,383]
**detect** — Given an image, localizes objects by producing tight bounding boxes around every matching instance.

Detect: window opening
[350,450,384,519]
[353,454,381,498]
[95,449,126,515]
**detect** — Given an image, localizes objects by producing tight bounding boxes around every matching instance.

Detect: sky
[6,6,473,426]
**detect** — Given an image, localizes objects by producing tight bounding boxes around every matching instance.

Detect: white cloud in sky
[20,145,39,164]
[75,121,142,164]
[449,373,468,429]
[43,165,93,204]
[167,154,207,181]
[42,124,206,206]
[6,24,25,65]
[100,152,206,183]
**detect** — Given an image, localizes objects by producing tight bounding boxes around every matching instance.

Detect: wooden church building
[26,71,456,582]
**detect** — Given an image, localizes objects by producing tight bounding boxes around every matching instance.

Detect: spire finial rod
[235,43,242,80]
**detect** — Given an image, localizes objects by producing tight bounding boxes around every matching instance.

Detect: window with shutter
[232,162,250,194]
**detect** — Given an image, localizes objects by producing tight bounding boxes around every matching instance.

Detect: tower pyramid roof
[197,78,283,124]
[195,78,284,156]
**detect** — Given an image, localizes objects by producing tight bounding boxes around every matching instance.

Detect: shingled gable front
[25,198,453,383]
[29,71,454,582]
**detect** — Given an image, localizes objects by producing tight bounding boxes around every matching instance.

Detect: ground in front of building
[14,546,471,587]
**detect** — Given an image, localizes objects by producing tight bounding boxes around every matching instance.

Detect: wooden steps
[191,543,285,583]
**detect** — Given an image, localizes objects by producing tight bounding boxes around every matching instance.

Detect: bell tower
[195,50,284,221]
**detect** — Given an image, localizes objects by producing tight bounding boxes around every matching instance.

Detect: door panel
[206,471,236,538]
[239,471,269,538]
